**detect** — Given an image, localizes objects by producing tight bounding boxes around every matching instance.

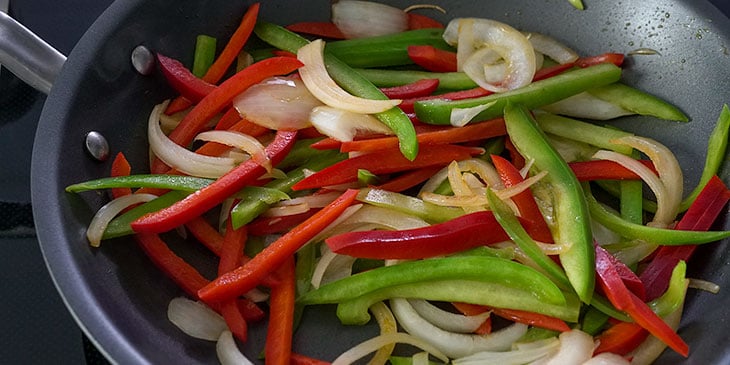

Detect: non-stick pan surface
[31,0,730,364]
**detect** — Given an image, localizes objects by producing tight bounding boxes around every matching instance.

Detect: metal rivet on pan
[131,45,155,75]
[85,131,110,162]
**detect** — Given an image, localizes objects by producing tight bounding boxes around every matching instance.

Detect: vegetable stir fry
[66,1,730,364]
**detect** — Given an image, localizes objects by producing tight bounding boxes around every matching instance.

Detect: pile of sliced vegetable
[65,1,730,364]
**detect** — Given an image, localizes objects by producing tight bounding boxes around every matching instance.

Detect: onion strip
[195,130,271,172]
[167,297,227,341]
[369,301,398,365]
[216,330,255,365]
[331,332,449,365]
[86,193,158,247]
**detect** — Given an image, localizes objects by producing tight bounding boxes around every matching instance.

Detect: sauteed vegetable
[66,1,730,364]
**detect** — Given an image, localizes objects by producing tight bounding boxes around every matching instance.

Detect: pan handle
[0,11,66,95]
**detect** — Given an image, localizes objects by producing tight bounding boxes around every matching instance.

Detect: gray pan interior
[30,0,730,364]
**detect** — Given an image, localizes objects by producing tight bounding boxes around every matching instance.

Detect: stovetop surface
[1,0,729,364]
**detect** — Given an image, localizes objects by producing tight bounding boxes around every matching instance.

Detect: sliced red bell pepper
[247,208,320,236]
[184,216,224,256]
[491,154,553,243]
[271,49,298,58]
[400,87,492,114]
[594,321,649,356]
[340,118,505,154]
[380,78,440,99]
[503,137,525,170]
[292,144,482,190]
[110,152,132,199]
[265,256,296,365]
[134,131,298,233]
[156,53,216,103]
[285,21,346,39]
[491,308,571,332]
[198,189,359,303]
[595,245,688,357]
[407,45,457,72]
[576,53,625,68]
[374,165,443,193]
[450,302,492,334]
[214,107,243,131]
[595,244,646,301]
[533,62,576,81]
[290,353,331,365]
[640,175,730,300]
[218,223,250,342]
[407,12,445,29]
[325,211,512,259]
[569,159,656,181]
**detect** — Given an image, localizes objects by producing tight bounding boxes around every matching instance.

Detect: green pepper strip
[485,189,572,290]
[356,188,463,223]
[620,150,645,225]
[503,103,595,304]
[679,104,730,211]
[353,68,477,91]
[192,34,217,78]
[102,191,188,240]
[585,183,730,244]
[334,280,581,325]
[534,112,634,155]
[65,174,214,193]
[587,83,688,122]
[414,63,622,125]
[596,180,658,213]
[254,21,419,160]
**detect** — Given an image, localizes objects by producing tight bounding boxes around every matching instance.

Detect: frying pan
[2,0,729,363]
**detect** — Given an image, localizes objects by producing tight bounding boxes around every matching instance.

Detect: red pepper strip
[110,152,132,198]
[594,321,649,356]
[290,353,331,365]
[400,87,491,114]
[237,298,266,322]
[595,243,646,301]
[163,3,261,115]
[214,107,243,131]
[640,175,730,300]
[374,165,443,193]
[380,78,440,99]
[248,209,321,236]
[292,144,482,190]
[569,159,656,181]
[407,45,457,73]
[265,256,296,365]
[272,49,298,58]
[407,12,445,29]
[451,302,493,334]
[595,245,689,357]
[309,137,343,150]
[533,62,576,81]
[134,131,298,233]
[325,211,512,259]
[340,118,505,153]
[218,222,250,342]
[285,21,346,39]
[491,308,571,332]
[156,53,216,103]
[184,217,224,256]
[198,189,359,303]
[576,53,625,68]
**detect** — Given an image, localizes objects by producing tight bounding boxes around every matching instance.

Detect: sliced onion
[298,39,401,114]
[195,130,270,172]
[390,298,528,358]
[260,203,311,218]
[148,102,237,178]
[688,278,720,294]
[167,297,227,341]
[233,76,322,130]
[540,330,594,365]
[494,170,548,201]
[310,106,393,141]
[412,352,430,365]
[331,0,408,39]
[523,32,579,64]
[336,205,430,232]
[582,352,630,365]
[369,301,398,365]
[409,299,491,333]
[311,246,357,289]
[453,337,560,365]
[216,330,254,365]
[540,92,633,120]
[86,193,157,247]
[450,102,496,127]
[332,331,449,365]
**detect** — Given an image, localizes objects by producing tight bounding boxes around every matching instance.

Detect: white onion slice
[453,338,560,365]
[370,301,398,365]
[331,0,408,39]
[232,76,322,130]
[148,102,237,178]
[332,331,449,365]
[311,246,357,289]
[538,330,594,365]
[409,299,491,333]
[195,130,270,172]
[336,205,430,232]
[167,297,227,341]
[582,352,630,365]
[390,298,528,358]
[541,92,633,120]
[524,32,579,64]
[216,330,255,365]
[298,39,401,114]
[450,102,496,127]
[86,193,157,247]
[310,106,394,141]
[688,278,720,294]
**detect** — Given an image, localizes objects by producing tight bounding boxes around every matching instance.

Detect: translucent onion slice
[332,0,408,39]
[167,297,227,341]
[298,39,401,114]
[412,352,430,365]
[232,76,322,130]
[260,203,310,218]
[311,246,357,289]
[688,278,720,294]
[310,105,393,141]
[369,301,398,365]
[582,353,631,365]
[540,330,595,365]
[86,193,157,247]
[195,130,270,172]
[390,298,528,358]
[453,337,560,365]
[450,102,496,127]
[493,170,548,201]
[148,102,237,178]
[332,331,449,365]
[336,205,430,232]
[409,299,491,333]
[524,32,579,64]
[216,330,255,365]
[541,92,633,120]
